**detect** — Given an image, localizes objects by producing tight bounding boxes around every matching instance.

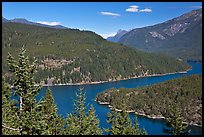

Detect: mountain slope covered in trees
[2,47,146,135]
[118,8,202,61]
[2,22,190,85]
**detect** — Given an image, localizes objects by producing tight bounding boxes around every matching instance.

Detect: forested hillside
[95,74,202,126]
[2,47,146,135]
[2,22,190,85]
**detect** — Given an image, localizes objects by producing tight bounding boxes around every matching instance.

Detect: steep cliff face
[119,8,202,61]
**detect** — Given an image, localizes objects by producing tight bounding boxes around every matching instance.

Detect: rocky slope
[107,29,128,42]
[118,8,202,61]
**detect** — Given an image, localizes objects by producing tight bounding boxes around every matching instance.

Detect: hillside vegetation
[2,47,146,135]
[2,22,190,85]
[95,74,202,126]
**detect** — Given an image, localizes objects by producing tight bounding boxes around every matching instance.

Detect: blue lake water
[35,62,202,135]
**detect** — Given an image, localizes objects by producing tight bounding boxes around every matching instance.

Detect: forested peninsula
[95,74,202,126]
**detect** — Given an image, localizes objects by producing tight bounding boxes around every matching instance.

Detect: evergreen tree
[64,88,102,135]
[37,88,64,135]
[2,77,20,135]
[105,103,147,135]
[6,46,43,134]
[163,103,190,135]
[3,47,103,135]
[85,105,103,134]
[3,46,153,135]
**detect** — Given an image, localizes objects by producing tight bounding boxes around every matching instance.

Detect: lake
[36,62,202,135]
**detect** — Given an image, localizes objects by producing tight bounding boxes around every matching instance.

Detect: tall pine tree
[64,88,102,135]
[163,103,190,135]
[37,88,64,135]
[105,103,147,135]
[6,46,43,134]
[3,47,67,135]
[2,77,20,135]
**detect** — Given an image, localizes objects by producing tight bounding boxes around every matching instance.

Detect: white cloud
[129,5,139,8]
[100,11,121,17]
[126,5,152,13]
[139,8,152,12]
[99,32,117,39]
[126,5,139,12]
[37,21,61,26]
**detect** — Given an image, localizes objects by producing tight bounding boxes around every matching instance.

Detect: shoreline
[36,68,192,87]
[95,100,202,127]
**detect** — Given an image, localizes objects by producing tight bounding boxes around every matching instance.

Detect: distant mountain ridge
[2,17,9,22]
[107,29,128,42]
[117,8,202,61]
[2,17,67,29]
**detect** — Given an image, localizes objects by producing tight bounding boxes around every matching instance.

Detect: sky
[2,2,202,38]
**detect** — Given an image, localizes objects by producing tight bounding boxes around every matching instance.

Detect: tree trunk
[19,96,23,134]
[20,96,23,111]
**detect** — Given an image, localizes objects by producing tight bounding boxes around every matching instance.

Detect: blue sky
[2,2,202,38]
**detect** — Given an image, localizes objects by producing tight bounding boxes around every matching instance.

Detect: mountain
[51,25,67,29]
[2,17,9,23]
[10,18,34,24]
[118,8,202,61]
[107,29,128,42]
[2,22,190,85]
[3,17,68,29]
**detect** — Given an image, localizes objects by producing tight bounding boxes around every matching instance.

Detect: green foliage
[7,46,41,111]
[6,46,43,135]
[87,105,103,134]
[3,46,154,135]
[2,47,64,135]
[37,88,64,135]
[2,22,190,85]
[105,103,147,135]
[2,77,19,135]
[164,103,190,135]
[64,88,102,135]
[96,74,202,126]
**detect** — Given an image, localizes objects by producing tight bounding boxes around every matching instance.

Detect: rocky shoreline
[35,68,192,87]
[95,100,202,127]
